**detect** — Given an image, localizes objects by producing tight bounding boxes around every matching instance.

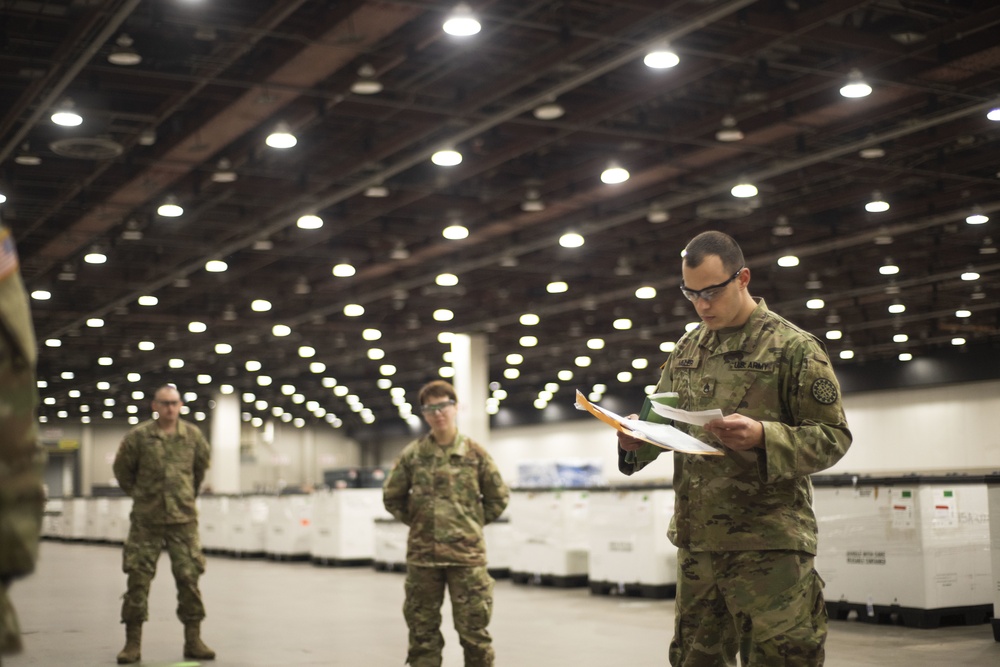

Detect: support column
[79,424,92,496]
[451,333,490,446]
[209,392,241,493]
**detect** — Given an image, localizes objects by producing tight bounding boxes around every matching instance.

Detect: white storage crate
[484,518,512,576]
[587,486,676,598]
[197,496,232,553]
[264,494,313,559]
[373,518,408,572]
[310,488,391,564]
[508,488,590,586]
[814,475,993,628]
[226,495,269,556]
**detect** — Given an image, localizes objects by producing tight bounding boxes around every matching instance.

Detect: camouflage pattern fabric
[384,433,508,665]
[112,419,210,525]
[621,300,852,555]
[383,433,509,567]
[113,418,211,625]
[670,549,827,667]
[120,521,206,624]
[0,230,44,657]
[403,565,494,667]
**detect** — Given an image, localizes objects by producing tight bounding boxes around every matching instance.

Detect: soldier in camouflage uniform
[383,380,510,667]
[112,384,215,664]
[618,231,852,667]
[0,224,45,665]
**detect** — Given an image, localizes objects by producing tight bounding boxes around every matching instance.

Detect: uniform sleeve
[382,453,412,525]
[112,434,137,496]
[760,338,852,482]
[479,453,509,525]
[193,429,210,494]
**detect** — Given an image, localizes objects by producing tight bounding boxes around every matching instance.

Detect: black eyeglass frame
[679,267,745,302]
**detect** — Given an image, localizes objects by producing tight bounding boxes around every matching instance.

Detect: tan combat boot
[183,621,216,660]
[116,623,141,664]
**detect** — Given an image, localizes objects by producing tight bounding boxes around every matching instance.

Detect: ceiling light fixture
[777,255,799,267]
[205,259,228,272]
[647,204,669,223]
[715,115,744,142]
[559,231,584,248]
[966,208,989,225]
[772,215,793,236]
[108,33,141,66]
[51,99,83,127]
[987,108,1000,122]
[84,246,107,264]
[211,158,237,183]
[350,64,383,95]
[364,184,389,198]
[431,148,462,166]
[297,214,323,229]
[520,189,545,211]
[731,180,758,198]
[442,223,469,239]
[859,146,885,159]
[389,240,410,260]
[532,100,565,120]
[865,191,889,213]
[600,162,629,184]
[443,3,481,36]
[332,262,356,277]
[265,122,297,148]
[643,44,679,69]
[879,258,899,275]
[839,68,872,98]
[157,195,184,217]
[14,143,41,166]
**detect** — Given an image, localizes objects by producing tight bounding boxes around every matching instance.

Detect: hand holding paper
[648,402,724,427]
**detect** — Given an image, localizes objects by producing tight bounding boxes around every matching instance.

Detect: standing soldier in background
[112,384,214,664]
[0,223,45,664]
[383,380,510,667]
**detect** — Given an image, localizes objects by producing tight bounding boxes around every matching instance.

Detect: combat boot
[116,623,141,664]
[183,621,216,660]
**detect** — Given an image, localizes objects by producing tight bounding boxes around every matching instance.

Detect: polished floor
[5,541,998,666]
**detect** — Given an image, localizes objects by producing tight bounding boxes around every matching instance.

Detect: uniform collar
[419,432,467,457]
[699,298,770,354]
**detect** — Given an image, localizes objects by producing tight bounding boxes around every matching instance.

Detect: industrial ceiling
[2,0,998,433]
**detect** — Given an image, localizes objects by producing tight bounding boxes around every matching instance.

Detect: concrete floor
[5,541,998,666]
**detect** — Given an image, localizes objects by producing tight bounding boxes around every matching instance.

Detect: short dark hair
[153,384,181,402]
[418,380,456,406]
[683,231,745,274]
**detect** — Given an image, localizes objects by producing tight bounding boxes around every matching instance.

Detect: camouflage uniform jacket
[113,419,210,525]
[622,300,851,555]
[0,238,44,654]
[383,433,509,567]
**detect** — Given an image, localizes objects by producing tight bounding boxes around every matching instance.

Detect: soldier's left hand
[703,414,764,451]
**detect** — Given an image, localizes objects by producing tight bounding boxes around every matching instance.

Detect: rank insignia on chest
[701,379,715,396]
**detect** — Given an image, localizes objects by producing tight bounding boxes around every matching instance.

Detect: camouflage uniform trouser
[403,564,494,667]
[670,549,827,667]
[2,579,21,657]
[120,520,206,625]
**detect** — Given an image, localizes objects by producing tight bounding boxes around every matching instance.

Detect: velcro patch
[811,378,838,405]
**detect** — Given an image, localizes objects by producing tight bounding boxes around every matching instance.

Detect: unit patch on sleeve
[811,378,839,405]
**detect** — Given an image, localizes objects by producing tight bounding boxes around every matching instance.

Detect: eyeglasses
[420,400,455,414]
[679,267,744,302]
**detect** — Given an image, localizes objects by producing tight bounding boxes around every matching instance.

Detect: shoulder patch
[811,378,838,405]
